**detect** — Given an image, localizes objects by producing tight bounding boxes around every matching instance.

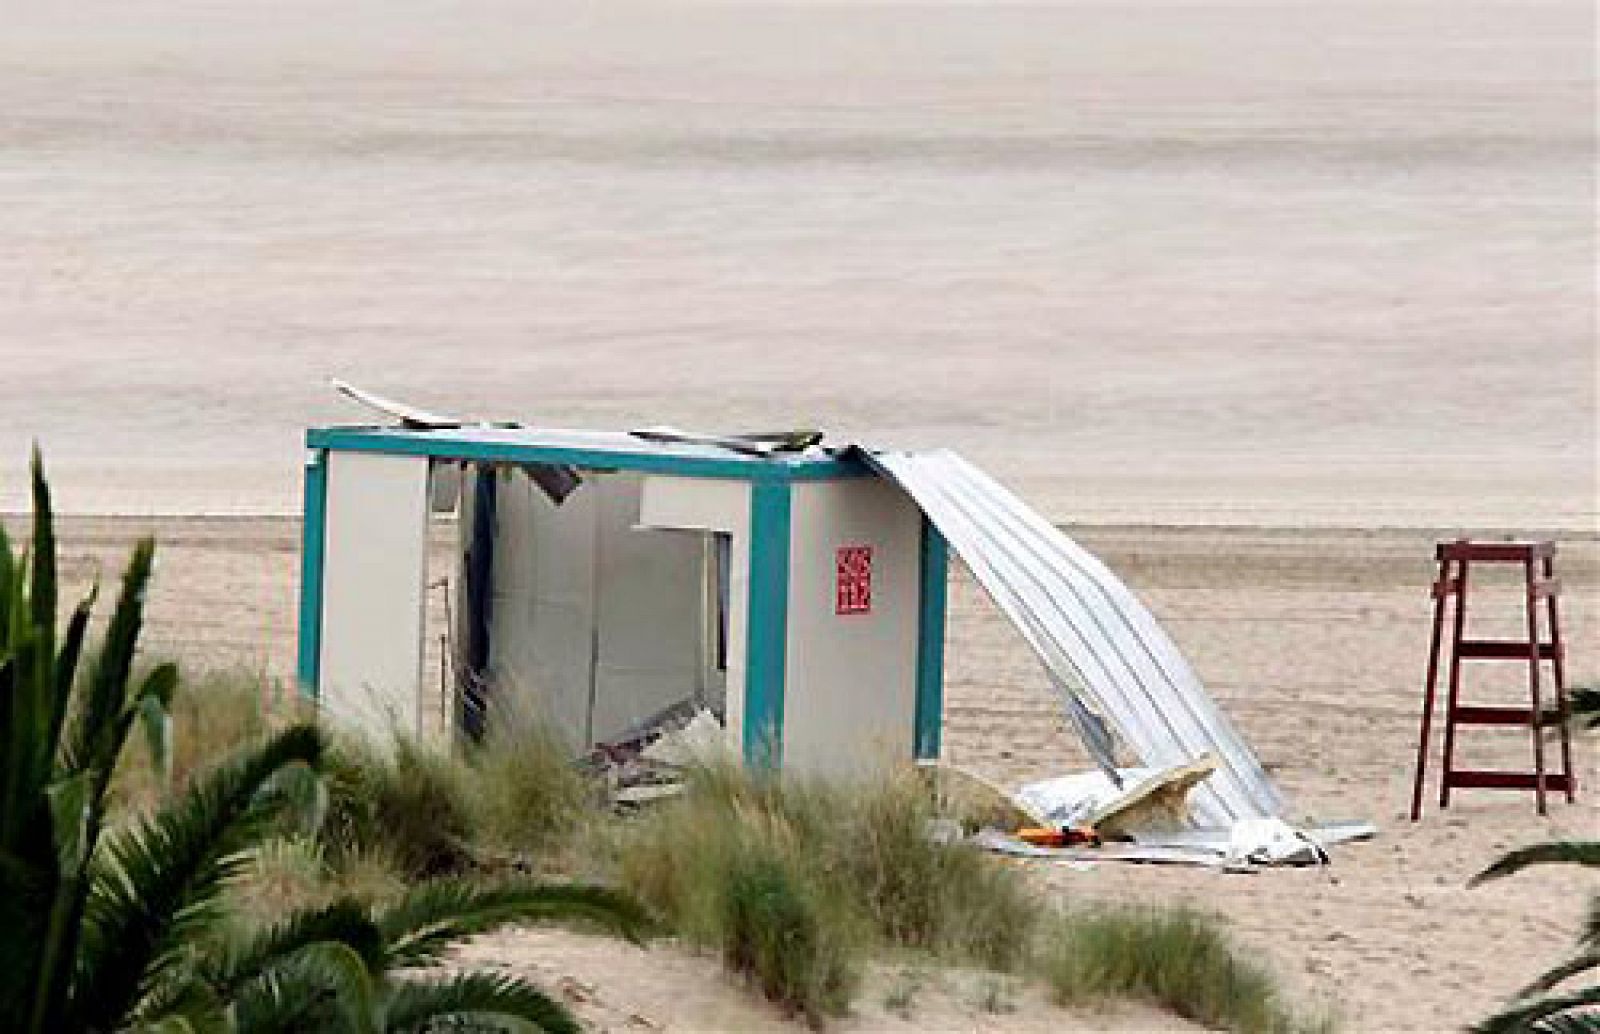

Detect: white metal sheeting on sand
[867,448,1285,828]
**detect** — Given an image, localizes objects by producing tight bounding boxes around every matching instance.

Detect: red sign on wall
[835,545,873,615]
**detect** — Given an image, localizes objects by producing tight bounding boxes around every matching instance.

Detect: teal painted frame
[914,518,949,759]
[744,481,792,767]
[306,427,868,483]
[296,449,329,698]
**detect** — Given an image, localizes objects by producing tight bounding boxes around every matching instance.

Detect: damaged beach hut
[297,417,1288,831]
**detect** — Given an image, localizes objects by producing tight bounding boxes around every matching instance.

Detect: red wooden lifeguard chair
[1410,540,1575,819]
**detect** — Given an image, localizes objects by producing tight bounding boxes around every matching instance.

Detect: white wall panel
[783,479,922,776]
[319,452,430,738]
[492,472,718,749]
[490,469,598,745]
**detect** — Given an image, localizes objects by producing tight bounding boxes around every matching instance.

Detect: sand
[7,0,1595,1026]
[452,929,1198,1032]
[38,514,1599,1031]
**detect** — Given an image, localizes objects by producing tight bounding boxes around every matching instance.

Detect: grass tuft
[612,762,1044,1019]
[832,768,1036,971]
[469,717,593,860]
[973,973,1018,1015]
[318,713,595,879]
[719,842,860,1024]
[1036,905,1320,1034]
[229,834,334,926]
[612,764,864,1022]
[112,663,280,809]
[322,735,479,877]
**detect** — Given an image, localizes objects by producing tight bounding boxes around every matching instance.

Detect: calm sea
[1,0,1591,526]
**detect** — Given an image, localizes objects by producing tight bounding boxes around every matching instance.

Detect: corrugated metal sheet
[867,448,1285,828]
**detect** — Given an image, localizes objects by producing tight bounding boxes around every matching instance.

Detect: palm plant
[0,451,651,1032]
[1472,686,1600,1034]
[158,876,653,1032]
[0,450,183,1031]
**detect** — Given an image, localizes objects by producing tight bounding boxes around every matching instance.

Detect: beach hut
[297,424,946,777]
[297,421,1284,827]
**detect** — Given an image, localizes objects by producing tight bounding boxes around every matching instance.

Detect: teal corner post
[744,481,792,768]
[914,518,949,760]
[296,449,329,700]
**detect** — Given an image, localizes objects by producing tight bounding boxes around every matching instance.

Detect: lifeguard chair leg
[1411,555,1453,821]
[1523,556,1549,815]
[1542,553,1575,803]
[1439,557,1471,810]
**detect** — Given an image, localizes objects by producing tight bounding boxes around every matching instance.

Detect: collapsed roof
[866,447,1285,829]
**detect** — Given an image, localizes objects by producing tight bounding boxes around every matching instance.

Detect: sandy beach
[5,0,1594,1027]
[38,514,1599,1030]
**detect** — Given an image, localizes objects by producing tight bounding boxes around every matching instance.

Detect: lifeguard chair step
[1445,771,1573,793]
[1455,640,1562,661]
[1451,706,1563,727]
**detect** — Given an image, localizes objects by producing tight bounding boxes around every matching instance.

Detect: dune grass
[716,833,863,1023]
[606,765,864,1022]
[110,663,281,810]
[109,660,598,909]
[227,833,337,924]
[832,767,1037,971]
[470,717,595,861]
[608,763,1038,1020]
[1036,905,1328,1034]
[316,707,594,878]
[133,664,1326,1031]
[609,761,1332,1030]
[321,733,481,876]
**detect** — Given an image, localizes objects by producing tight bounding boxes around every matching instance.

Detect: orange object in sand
[1016,826,1100,848]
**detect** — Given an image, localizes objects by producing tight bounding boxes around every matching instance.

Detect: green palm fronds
[78,726,325,1031]
[1475,985,1600,1034]
[0,451,650,1034]
[378,877,654,968]
[0,451,178,1033]
[1519,951,1600,1000]
[1571,687,1600,731]
[1472,842,1600,885]
[381,971,580,1034]
[202,899,386,1001]
[1511,897,1600,1001]
[223,938,381,1034]
[1474,697,1600,1033]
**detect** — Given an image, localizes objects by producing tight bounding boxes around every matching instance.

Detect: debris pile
[583,707,729,808]
[925,755,1372,870]
[580,713,1373,869]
